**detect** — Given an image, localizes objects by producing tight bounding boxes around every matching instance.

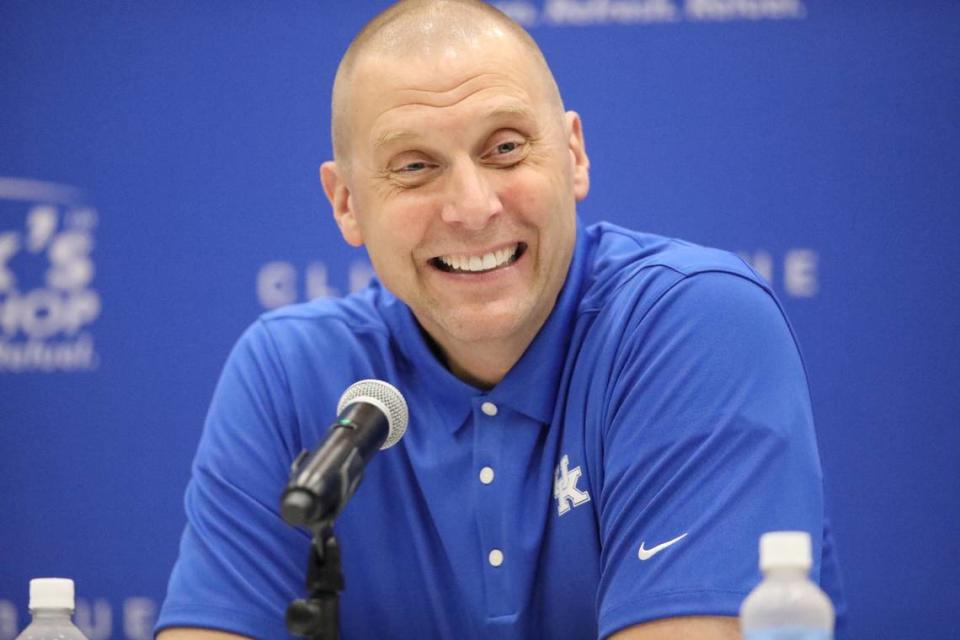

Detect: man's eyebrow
[482,103,537,122]
[374,129,420,153]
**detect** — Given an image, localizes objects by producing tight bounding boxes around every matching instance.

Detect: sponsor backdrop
[1,2,957,638]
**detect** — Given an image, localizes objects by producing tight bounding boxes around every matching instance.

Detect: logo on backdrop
[256,259,374,310]
[0,596,156,640]
[0,177,101,372]
[737,248,819,298]
[255,250,819,308]
[494,0,806,27]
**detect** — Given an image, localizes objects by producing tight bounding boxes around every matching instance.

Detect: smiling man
[156,1,843,639]
[322,1,583,390]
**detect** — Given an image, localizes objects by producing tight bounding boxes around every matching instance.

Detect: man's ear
[320,161,364,247]
[565,111,590,202]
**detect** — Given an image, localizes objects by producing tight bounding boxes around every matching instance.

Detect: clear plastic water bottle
[15,578,89,640]
[740,531,835,640]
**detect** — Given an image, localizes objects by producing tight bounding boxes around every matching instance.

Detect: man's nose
[440,160,503,229]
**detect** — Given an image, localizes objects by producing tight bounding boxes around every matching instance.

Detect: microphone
[281,379,408,527]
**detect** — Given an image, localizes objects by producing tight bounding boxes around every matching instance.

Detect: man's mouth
[430,243,527,274]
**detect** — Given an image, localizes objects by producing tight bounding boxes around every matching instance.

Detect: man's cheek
[497,174,544,215]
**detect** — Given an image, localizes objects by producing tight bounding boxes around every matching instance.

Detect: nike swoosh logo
[638,532,688,560]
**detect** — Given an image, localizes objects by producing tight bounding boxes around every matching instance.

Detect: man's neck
[446,349,514,390]
[419,322,543,390]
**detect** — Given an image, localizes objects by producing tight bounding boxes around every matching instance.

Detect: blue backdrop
[1,2,958,639]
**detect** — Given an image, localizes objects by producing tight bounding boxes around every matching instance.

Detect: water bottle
[740,531,835,639]
[15,578,89,640]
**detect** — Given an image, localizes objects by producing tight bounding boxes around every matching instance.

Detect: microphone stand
[280,381,408,639]
[285,517,343,640]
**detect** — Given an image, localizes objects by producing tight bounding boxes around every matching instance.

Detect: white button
[479,466,495,484]
[488,549,504,567]
[481,402,498,416]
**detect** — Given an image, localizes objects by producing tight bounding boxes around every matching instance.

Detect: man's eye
[495,141,520,155]
[486,139,526,164]
[398,162,428,173]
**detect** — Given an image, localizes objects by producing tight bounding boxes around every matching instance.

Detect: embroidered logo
[553,454,590,516]
[638,533,688,561]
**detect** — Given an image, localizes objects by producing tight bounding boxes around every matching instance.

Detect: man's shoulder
[257,281,391,336]
[238,282,396,366]
[581,222,768,309]
[585,221,760,281]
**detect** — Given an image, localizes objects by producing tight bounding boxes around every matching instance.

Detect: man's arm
[154,319,318,637]
[593,271,826,636]
[157,630,251,640]
[610,616,740,639]
[155,617,739,640]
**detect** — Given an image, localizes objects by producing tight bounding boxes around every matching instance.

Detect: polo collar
[487,221,588,424]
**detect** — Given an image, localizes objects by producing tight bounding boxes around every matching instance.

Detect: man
[156,1,844,638]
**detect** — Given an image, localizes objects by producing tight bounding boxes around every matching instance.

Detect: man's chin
[431,305,539,348]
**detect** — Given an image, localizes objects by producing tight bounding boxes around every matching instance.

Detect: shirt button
[479,466,495,484]
[488,549,504,567]
[481,401,498,416]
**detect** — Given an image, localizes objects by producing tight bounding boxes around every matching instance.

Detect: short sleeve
[596,271,826,637]
[155,319,309,639]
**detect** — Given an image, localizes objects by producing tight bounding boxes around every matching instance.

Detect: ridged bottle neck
[30,608,74,620]
[762,566,810,580]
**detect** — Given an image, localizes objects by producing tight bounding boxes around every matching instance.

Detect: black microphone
[281,379,408,527]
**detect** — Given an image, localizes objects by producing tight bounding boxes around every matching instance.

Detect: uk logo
[553,454,590,516]
[0,177,101,372]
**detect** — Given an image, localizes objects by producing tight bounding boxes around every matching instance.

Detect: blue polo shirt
[157,220,845,639]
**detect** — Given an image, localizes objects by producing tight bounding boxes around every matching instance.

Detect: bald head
[330,0,563,167]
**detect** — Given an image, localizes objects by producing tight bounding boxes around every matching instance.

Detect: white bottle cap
[29,578,75,611]
[759,530,812,572]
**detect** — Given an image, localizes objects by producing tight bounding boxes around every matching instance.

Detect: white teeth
[438,245,517,273]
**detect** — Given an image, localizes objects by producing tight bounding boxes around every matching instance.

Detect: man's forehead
[349,39,552,120]
[352,30,535,84]
[354,2,513,61]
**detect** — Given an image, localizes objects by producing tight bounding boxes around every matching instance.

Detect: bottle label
[745,629,832,640]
